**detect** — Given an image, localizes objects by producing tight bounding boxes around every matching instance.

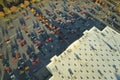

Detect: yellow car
[31,8,35,13]
[19,70,25,75]
[35,13,39,17]
[25,66,30,71]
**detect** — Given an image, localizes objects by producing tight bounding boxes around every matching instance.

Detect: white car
[9,71,15,79]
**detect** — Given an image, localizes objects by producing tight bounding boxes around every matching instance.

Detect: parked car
[0,53,4,59]
[18,39,27,47]
[8,70,15,80]
[29,53,40,65]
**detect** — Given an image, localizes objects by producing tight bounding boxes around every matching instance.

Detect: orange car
[12,57,17,62]
[21,26,28,31]
[37,16,42,21]
[37,15,45,21]
[24,16,30,20]
[36,29,43,33]
[45,19,49,25]
[49,24,55,29]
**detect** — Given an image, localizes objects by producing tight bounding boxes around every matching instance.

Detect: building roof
[46,26,120,80]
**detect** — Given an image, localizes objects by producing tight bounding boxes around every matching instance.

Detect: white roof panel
[47,26,120,80]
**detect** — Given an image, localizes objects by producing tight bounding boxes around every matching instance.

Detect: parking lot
[0,0,120,80]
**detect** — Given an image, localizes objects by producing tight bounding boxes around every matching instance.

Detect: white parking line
[10,34,17,39]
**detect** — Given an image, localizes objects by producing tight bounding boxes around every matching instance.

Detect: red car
[18,39,26,47]
[32,58,40,65]
[29,53,40,65]
[34,41,41,47]
[6,66,11,72]
[16,53,21,59]
[46,37,53,43]
[50,27,61,34]
[80,11,87,15]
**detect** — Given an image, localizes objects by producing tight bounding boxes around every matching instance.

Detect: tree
[114,3,120,13]
[11,0,20,6]
[19,0,24,4]
[3,7,11,15]
[0,12,5,18]
[3,0,12,8]
[3,0,24,8]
